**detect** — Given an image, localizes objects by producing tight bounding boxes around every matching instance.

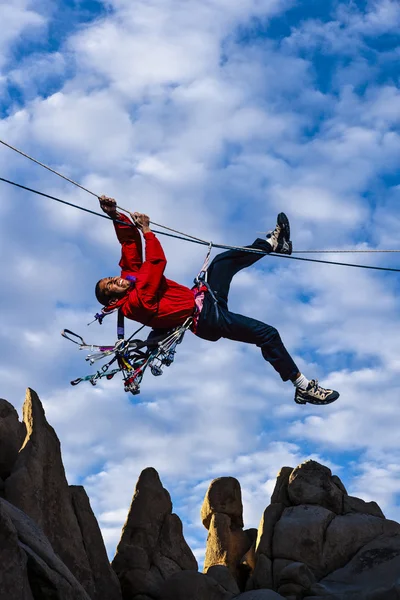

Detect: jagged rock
[270,467,293,506]
[273,505,335,576]
[112,467,197,599]
[235,590,286,599]
[310,533,400,599]
[160,570,234,600]
[288,461,343,514]
[0,398,25,479]
[206,565,240,594]
[157,512,198,572]
[4,388,94,596]
[201,477,244,529]
[0,500,33,600]
[256,503,285,558]
[343,495,385,518]
[70,485,122,600]
[1,498,91,599]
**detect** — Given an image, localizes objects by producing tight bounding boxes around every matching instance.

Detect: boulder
[256,503,285,558]
[70,485,122,600]
[157,512,198,572]
[288,461,343,515]
[201,477,243,529]
[270,467,293,506]
[0,398,25,479]
[112,467,196,599]
[246,554,273,590]
[203,512,251,580]
[235,590,286,599]
[160,570,234,600]
[273,505,335,576]
[310,533,400,599]
[343,495,385,519]
[331,475,347,496]
[4,389,94,596]
[0,498,91,600]
[206,565,240,594]
[272,559,294,589]
[321,512,396,576]
[241,542,256,571]
[0,500,33,600]
[277,561,316,589]
[277,561,316,597]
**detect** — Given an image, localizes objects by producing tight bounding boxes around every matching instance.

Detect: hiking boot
[266,212,292,254]
[294,380,340,405]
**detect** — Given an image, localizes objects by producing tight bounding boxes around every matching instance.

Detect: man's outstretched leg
[197,212,339,405]
[218,311,339,405]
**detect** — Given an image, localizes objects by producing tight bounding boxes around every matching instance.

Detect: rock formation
[2,389,400,600]
[245,460,400,599]
[112,467,198,599]
[201,477,257,588]
[1,388,121,600]
[0,398,25,480]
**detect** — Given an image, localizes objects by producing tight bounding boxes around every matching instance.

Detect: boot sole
[277,212,290,239]
[295,392,340,406]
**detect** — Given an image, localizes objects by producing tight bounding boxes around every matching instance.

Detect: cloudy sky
[1,0,400,562]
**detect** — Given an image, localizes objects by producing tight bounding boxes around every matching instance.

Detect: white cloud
[1,0,400,565]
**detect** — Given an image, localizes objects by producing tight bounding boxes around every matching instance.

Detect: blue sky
[1,0,400,562]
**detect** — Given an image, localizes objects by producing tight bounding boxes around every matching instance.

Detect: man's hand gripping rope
[99,195,151,233]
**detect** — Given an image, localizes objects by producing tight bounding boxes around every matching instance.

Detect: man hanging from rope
[95,196,339,405]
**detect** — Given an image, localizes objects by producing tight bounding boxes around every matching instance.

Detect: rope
[293,249,400,254]
[2,176,400,274]
[116,205,209,244]
[0,138,211,243]
[0,139,98,198]
[2,138,400,255]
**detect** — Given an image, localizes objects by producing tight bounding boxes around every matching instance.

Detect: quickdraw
[61,318,192,395]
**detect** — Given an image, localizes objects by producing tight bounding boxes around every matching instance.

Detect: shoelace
[309,379,330,399]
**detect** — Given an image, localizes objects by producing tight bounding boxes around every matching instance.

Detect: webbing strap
[117,309,125,340]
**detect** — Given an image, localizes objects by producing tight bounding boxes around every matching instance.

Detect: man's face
[98,277,131,302]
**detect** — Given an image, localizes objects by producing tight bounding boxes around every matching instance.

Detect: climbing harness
[61,317,193,395]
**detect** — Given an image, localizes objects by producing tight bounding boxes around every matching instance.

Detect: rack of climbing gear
[61,317,193,395]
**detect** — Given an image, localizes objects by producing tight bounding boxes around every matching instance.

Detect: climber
[95,196,339,406]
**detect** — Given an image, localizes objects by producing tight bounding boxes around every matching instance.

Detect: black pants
[196,239,299,382]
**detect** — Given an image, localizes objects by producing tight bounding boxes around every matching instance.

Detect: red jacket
[112,214,196,329]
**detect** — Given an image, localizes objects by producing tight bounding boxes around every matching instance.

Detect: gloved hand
[99,195,117,217]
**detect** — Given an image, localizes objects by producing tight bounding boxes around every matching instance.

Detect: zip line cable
[0,138,210,244]
[0,139,98,198]
[2,137,400,255]
[2,176,400,274]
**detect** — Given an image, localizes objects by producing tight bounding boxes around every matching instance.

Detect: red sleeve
[135,232,167,309]
[113,213,143,274]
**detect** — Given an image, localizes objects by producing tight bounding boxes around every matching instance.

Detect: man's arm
[132,213,167,310]
[99,196,143,273]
